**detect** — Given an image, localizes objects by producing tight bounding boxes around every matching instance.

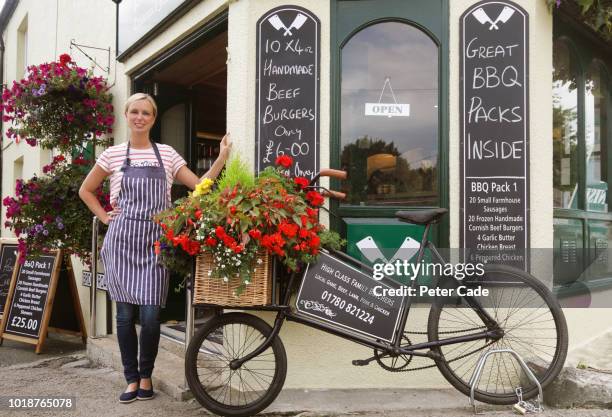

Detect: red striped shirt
[96,142,187,208]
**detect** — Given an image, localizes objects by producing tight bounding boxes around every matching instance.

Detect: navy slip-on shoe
[137,385,155,401]
[119,390,138,404]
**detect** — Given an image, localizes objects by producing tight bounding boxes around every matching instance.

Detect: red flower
[293,176,309,190]
[205,237,217,247]
[233,245,243,254]
[194,210,202,220]
[310,235,321,248]
[215,226,226,238]
[59,53,72,66]
[229,206,237,215]
[279,221,298,238]
[154,241,161,255]
[275,155,293,168]
[248,229,262,240]
[306,191,324,206]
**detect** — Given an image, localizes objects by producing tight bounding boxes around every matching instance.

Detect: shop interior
[132,22,228,336]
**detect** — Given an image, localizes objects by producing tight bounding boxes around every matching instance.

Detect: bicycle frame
[228,222,504,370]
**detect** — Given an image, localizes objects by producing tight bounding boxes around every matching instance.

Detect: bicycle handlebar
[319,169,347,180]
[321,190,347,200]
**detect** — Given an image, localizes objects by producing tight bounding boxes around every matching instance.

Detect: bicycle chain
[376,327,495,373]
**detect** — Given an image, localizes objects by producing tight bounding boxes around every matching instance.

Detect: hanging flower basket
[2,155,111,265]
[0,54,114,153]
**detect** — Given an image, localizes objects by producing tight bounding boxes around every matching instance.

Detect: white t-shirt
[96,142,187,208]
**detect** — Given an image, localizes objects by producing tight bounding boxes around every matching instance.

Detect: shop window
[552,18,612,288]
[585,61,609,212]
[339,21,439,207]
[552,39,579,209]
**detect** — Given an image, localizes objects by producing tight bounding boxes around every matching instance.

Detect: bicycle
[184,169,568,417]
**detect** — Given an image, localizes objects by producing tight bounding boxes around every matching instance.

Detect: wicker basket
[193,251,272,306]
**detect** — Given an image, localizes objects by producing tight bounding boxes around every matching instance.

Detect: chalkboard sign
[460,1,529,269]
[0,250,86,353]
[0,242,18,315]
[255,5,320,179]
[2,253,59,340]
[295,251,404,343]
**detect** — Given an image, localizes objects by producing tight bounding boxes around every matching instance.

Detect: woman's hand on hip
[102,207,121,225]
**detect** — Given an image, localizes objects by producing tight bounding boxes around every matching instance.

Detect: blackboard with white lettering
[0,243,18,315]
[460,1,529,269]
[3,254,58,339]
[295,251,403,343]
[255,6,320,179]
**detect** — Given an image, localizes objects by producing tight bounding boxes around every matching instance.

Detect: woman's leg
[115,302,140,384]
[138,304,161,382]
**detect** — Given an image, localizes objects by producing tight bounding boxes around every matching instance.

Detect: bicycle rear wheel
[427,264,568,405]
[185,312,287,417]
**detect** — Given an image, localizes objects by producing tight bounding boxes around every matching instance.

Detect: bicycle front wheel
[427,264,568,405]
[185,312,287,417]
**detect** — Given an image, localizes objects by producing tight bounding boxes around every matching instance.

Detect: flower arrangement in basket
[1,53,114,153]
[153,155,344,303]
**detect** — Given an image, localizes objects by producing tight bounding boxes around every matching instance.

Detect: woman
[79,93,231,403]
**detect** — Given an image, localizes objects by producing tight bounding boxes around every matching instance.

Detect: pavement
[0,332,611,417]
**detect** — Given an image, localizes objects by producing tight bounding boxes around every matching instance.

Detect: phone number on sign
[321,290,375,324]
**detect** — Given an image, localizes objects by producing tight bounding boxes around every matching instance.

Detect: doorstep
[86,328,192,401]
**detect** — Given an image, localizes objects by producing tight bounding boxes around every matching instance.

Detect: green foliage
[548,0,612,41]
[215,157,255,194]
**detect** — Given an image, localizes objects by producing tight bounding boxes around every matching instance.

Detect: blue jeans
[115,302,161,384]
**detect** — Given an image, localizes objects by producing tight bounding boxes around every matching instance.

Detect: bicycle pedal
[351,359,370,366]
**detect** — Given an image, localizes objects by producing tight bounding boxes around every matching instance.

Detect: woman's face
[125,99,155,134]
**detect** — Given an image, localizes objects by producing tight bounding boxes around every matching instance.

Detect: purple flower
[556,0,561,7]
[15,179,23,195]
[35,224,43,233]
[55,216,63,223]
[42,229,49,236]
[57,222,64,230]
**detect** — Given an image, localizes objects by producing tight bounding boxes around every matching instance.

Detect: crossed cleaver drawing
[356,236,421,264]
[472,6,515,30]
[268,13,307,36]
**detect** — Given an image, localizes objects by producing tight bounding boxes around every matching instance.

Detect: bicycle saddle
[395,208,448,225]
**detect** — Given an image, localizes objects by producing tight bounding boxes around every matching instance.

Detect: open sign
[365,103,410,118]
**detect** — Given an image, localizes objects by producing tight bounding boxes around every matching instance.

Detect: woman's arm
[79,165,113,225]
[175,133,233,190]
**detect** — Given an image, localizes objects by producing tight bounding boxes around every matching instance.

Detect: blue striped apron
[100,142,170,307]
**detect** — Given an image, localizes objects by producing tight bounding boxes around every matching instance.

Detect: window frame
[329,0,449,248]
[553,12,612,289]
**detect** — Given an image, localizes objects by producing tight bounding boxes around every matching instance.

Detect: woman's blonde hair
[124,93,158,117]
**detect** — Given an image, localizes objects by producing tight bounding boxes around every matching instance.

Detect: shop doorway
[131,15,227,333]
